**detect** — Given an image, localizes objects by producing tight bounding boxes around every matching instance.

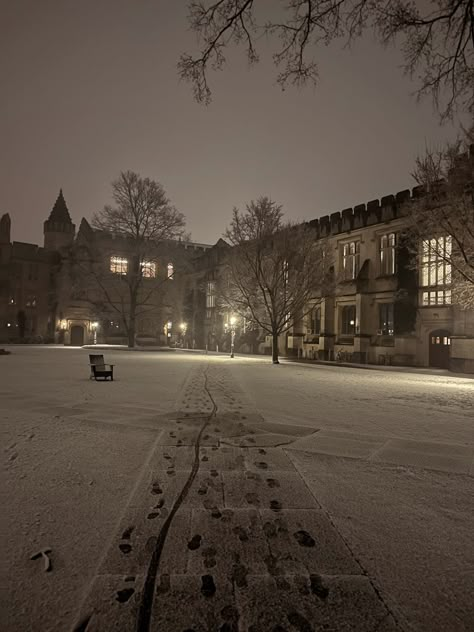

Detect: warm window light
[110,256,128,275]
[180,322,187,331]
[60,319,67,330]
[91,321,99,329]
[142,261,156,278]
[230,316,237,326]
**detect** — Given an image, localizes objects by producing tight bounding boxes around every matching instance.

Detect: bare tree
[87,171,186,347]
[179,0,474,119]
[407,126,474,308]
[220,196,331,363]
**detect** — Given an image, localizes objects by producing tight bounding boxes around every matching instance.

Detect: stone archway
[70,325,84,346]
[429,329,451,369]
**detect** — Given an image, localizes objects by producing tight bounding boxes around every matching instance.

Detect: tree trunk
[272,331,279,364]
[128,291,137,348]
[17,310,26,339]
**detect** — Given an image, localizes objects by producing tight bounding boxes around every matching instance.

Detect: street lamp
[229,315,237,358]
[91,321,99,345]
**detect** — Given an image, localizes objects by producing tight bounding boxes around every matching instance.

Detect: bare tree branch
[406,126,474,308]
[218,196,332,362]
[179,0,474,119]
[75,171,188,346]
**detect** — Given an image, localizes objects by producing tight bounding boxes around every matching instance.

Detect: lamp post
[230,315,237,358]
[91,321,99,345]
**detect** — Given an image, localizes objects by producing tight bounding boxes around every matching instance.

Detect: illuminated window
[378,303,394,335]
[421,237,451,305]
[422,289,452,306]
[380,233,396,275]
[110,256,128,275]
[341,305,356,335]
[141,261,156,278]
[342,242,360,280]
[283,260,289,286]
[206,281,216,308]
[167,263,174,279]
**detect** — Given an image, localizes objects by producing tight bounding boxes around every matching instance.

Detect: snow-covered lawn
[1,346,473,631]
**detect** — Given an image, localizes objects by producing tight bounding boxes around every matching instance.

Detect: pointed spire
[47,189,72,224]
[77,217,94,241]
[0,213,11,244]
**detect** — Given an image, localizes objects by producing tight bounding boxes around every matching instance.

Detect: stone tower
[43,190,75,251]
[0,213,11,245]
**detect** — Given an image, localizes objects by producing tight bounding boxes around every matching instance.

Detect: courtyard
[1,346,473,631]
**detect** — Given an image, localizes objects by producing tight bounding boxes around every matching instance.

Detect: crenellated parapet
[309,144,474,238]
[308,186,425,238]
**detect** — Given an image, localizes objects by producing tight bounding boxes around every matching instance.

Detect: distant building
[0,191,212,347]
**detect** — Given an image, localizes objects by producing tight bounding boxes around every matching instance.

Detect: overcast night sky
[1,1,468,247]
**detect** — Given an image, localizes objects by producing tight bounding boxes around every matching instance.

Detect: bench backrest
[89,354,105,368]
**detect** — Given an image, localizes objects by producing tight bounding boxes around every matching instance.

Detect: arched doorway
[429,329,451,368]
[70,325,84,346]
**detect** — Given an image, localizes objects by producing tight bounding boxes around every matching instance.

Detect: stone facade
[289,190,474,373]
[191,190,473,372]
[1,184,473,372]
[0,192,212,348]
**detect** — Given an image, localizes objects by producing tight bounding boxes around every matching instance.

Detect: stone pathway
[72,365,399,632]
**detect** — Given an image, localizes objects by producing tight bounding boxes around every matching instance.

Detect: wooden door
[429,329,451,368]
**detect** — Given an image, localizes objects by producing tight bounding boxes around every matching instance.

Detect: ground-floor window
[308,306,321,334]
[378,303,394,335]
[341,305,356,335]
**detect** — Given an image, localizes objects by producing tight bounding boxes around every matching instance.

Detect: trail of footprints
[110,444,327,630]
[74,366,393,631]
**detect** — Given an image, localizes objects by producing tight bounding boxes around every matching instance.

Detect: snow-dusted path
[1,347,473,631]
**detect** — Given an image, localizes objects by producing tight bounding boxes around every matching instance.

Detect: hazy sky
[1,1,467,247]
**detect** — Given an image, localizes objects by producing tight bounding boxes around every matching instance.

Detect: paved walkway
[72,365,398,631]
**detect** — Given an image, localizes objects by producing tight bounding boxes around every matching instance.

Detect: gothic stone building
[0,191,212,348]
[286,189,473,373]
[1,186,473,372]
[196,196,474,374]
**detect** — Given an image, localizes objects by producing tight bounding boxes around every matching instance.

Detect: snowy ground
[1,346,473,631]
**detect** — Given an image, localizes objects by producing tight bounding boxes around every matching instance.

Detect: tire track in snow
[135,365,217,632]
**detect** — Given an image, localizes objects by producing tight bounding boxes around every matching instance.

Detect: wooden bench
[89,354,114,381]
